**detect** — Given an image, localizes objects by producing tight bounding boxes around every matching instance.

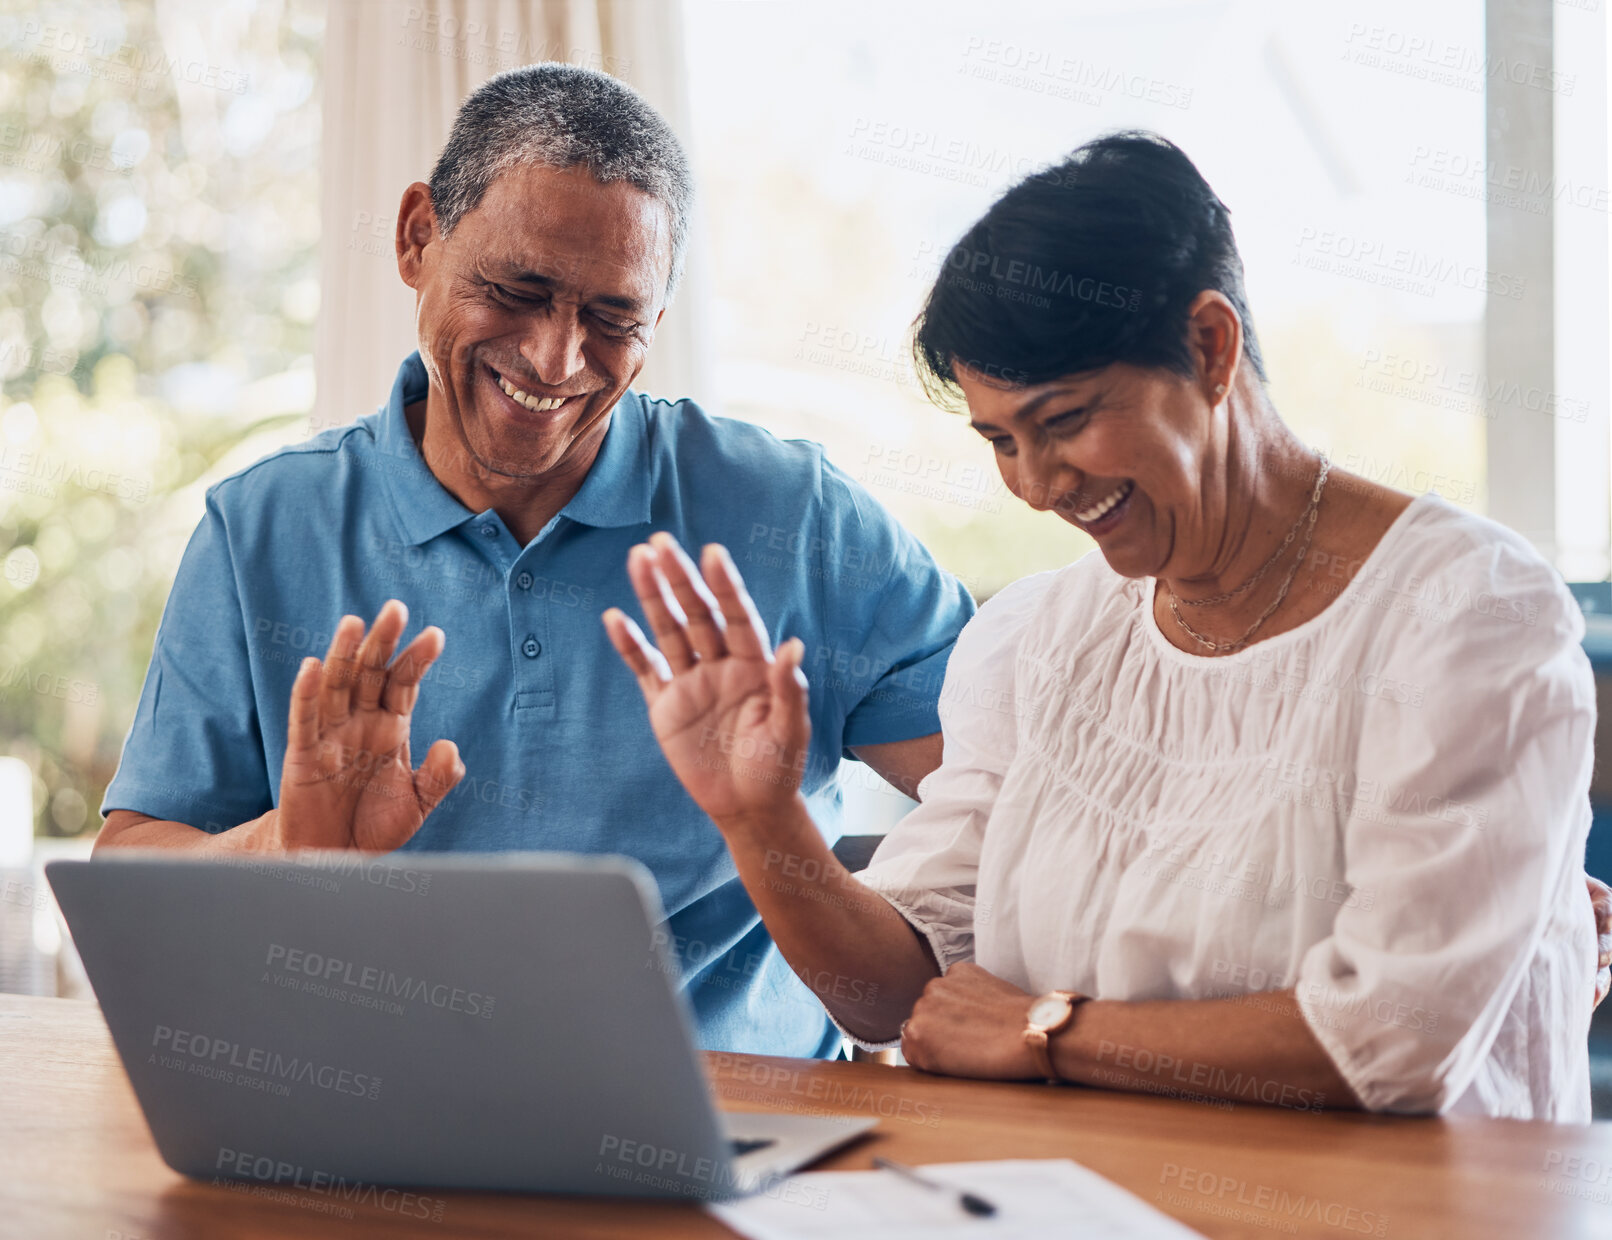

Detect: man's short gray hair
[428,63,693,297]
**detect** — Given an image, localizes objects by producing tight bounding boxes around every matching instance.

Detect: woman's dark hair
[912,130,1265,410]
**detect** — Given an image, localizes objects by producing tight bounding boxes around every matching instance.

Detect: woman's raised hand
[603,533,811,832]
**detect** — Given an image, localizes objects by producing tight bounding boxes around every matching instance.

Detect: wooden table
[4,995,1612,1239]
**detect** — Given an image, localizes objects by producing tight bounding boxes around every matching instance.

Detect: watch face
[1028,995,1068,1027]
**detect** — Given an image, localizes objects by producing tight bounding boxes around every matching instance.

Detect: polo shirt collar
[557,384,650,530]
[376,352,651,547]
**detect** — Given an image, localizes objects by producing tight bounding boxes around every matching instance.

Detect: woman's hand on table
[900,962,1044,1080]
[603,533,811,834]
[1591,875,1611,1009]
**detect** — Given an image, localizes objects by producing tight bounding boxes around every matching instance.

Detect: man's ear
[396,182,438,290]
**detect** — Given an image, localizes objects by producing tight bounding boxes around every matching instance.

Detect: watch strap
[1026,1028,1056,1080]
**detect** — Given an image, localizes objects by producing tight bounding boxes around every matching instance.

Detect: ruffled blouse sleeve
[1293,539,1596,1113]
[851,572,1053,982]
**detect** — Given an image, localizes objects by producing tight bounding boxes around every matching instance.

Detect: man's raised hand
[275,600,464,852]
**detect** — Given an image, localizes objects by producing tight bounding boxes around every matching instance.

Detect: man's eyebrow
[489,265,648,314]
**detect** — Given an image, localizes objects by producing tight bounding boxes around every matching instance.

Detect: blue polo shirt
[104,352,974,1058]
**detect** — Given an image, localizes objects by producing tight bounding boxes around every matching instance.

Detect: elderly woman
[605,132,1608,1119]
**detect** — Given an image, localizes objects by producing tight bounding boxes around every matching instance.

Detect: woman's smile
[1070,479,1135,535]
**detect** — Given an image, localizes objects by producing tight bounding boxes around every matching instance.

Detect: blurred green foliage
[0,0,322,838]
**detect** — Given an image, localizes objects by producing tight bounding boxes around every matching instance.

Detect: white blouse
[857,493,1596,1120]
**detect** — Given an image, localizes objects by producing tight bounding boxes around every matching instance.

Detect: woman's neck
[1163,388,1321,610]
[1149,394,1414,657]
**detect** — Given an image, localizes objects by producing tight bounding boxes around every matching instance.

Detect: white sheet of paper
[707,1159,1209,1239]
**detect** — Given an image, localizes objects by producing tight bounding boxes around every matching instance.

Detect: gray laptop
[46,851,876,1201]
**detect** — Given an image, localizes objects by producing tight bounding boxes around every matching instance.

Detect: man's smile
[484,364,587,421]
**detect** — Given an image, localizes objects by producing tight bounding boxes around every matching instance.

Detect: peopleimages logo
[264,945,496,1018]
[214,1146,448,1220]
[151,1025,381,1100]
[1158,1163,1388,1236]
[595,1133,831,1206]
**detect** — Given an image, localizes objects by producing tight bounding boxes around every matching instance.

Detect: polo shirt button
[522,635,541,659]
[480,524,497,538]
[516,571,533,590]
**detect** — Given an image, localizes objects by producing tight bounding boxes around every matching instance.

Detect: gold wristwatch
[1023,990,1086,1082]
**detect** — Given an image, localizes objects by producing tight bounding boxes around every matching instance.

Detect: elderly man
[94,64,975,1058]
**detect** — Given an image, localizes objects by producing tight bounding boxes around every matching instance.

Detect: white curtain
[314,0,707,428]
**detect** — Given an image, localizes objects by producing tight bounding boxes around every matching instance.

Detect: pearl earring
[1213,383,1227,397]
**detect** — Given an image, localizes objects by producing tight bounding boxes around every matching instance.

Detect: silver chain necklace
[1166,453,1330,654]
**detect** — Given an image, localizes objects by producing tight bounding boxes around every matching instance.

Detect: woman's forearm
[1049,990,1362,1110]
[717,795,940,1042]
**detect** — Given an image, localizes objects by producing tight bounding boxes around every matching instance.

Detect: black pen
[872,1157,998,1217]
